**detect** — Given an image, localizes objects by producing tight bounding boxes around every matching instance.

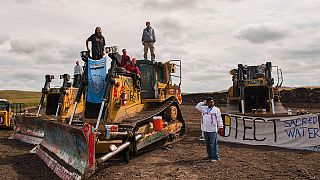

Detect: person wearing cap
[195,97,224,162]
[142,21,156,61]
[120,49,131,67]
[86,27,106,60]
[73,61,83,87]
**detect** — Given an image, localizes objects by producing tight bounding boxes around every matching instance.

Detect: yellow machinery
[227,62,287,114]
[0,99,13,128]
[0,99,25,129]
[13,74,84,144]
[30,47,185,179]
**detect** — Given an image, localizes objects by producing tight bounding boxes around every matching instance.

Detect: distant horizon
[1,85,320,94]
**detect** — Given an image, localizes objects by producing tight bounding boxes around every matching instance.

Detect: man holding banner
[196,98,224,162]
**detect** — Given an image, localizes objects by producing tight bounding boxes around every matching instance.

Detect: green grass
[0,90,41,107]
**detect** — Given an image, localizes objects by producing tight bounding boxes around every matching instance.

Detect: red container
[152,116,163,131]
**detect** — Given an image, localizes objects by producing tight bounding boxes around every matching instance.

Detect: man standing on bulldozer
[196,98,224,162]
[86,27,106,60]
[142,21,156,61]
[73,61,83,87]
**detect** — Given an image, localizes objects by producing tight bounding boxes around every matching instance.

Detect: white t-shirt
[195,102,223,132]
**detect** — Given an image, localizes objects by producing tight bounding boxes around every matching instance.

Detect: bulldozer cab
[137,60,182,104]
[0,99,10,111]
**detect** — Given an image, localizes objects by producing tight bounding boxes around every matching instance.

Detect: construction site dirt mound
[182,92,227,106]
[280,88,320,109]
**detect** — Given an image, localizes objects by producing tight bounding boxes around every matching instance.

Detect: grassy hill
[0,90,41,107]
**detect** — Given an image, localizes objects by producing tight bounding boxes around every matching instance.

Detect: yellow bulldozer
[13,73,85,144]
[20,47,184,179]
[227,62,287,114]
[0,99,25,129]
[0,99,13,128]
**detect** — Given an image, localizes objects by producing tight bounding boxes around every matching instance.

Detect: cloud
[9,38,82,64]
[10,39,37,54]
[234,22,289,44]
[142,0,197,10]
[157,17,186,40]
[0,34,10,45]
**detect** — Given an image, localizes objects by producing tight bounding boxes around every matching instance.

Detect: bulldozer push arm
[69,51,89,125]
[55,74,71,117]
[37,75,54,116]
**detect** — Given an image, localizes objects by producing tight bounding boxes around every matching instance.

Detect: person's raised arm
[195,101,205,112]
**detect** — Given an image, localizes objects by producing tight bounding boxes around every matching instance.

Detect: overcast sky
[1,0,320,93]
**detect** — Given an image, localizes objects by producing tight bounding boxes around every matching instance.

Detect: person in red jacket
[124,58,140,76]
[124,58,141,88]
[120,49,130,67]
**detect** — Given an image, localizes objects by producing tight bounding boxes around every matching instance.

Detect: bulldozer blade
[12,116,45,144]
[34,121,95,180]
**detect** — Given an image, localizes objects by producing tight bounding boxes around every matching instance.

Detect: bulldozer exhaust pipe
[97,134,143,164]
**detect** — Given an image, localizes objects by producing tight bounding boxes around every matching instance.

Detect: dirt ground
[1,105,320,180]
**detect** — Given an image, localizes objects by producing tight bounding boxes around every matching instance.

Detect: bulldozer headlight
[105,46,118,54]
[80,51,89,60]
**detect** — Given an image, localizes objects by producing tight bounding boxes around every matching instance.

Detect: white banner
[219,113,320,152]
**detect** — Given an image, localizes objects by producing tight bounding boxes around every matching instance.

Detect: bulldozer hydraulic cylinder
[95,100,105,129]
[68,101,78,125]
[55,104,61,117]
[271,98,275,114]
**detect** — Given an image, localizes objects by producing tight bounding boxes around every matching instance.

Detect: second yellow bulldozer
[13,73,85,144]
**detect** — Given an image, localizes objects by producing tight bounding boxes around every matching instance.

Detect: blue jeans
[204,131,219,160]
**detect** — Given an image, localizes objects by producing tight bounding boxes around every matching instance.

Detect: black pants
[92,51,103,60]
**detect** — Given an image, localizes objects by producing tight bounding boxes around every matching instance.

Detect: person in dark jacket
[86,27,106,60]
[142,21,156,61]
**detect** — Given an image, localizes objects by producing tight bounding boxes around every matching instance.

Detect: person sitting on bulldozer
[124,58,141,88]
[120,49,131,67]
[124,58,140,76]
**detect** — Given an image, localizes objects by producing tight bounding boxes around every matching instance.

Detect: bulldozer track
[124,101,184,128]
